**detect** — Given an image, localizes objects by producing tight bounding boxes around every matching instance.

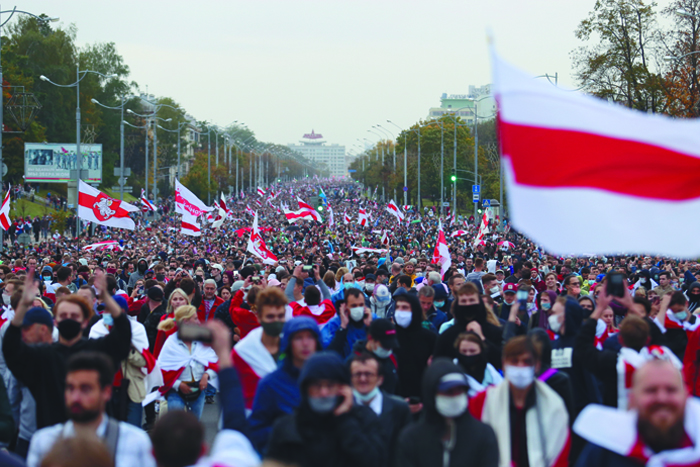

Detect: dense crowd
[0,179,697,467]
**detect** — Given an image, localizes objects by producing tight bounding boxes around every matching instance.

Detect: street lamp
[40,68,118,236]
[157,121,192,184]
[387,120,409,206]
[374,125,397,201]
[467,95,493,219]
[368,129,385,201]
[92,96,134,201]
[127,109,171,195]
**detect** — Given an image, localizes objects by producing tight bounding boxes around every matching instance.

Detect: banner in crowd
[25,143,102,183]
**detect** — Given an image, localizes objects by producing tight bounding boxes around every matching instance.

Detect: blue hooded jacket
[249,317,321,453]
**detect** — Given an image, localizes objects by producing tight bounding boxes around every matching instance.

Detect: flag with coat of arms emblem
[78,181,138,230]
[247,211,278,265]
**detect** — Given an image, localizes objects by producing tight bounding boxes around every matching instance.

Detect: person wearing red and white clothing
[231,287,286,412]
[469,336,570,467]
[290,284,336,329]
[198,279,224,324]
[149,305,217,420]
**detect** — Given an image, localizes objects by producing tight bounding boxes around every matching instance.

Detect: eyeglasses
[351,372,378,380]
[569,283,581,287]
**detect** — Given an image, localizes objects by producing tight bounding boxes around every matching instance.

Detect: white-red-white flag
[247,211,278,265]
[0,185,10,231]
[494,48,700,257]
[140,189,156,212]
[283,197,323,223]
[380,230,390,246]
[328,206,335,227]
[175,179,212,236]
[352,247,388,256]
[473,210,491,247]
[432,220,451,278]
[245,205,256,217]
[83,240,123,252]
[358,208,368,227]
[386,200,405,221]
[257,187,266,196]
[344,212,351,224]
[78,181,138,230]
[450,230,468,238]
[217,193,230,215]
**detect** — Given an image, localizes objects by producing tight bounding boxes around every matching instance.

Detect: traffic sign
[112,186,133,193]
[472,185,481,194]
[113,167,131,177]
[472,193,480,202]
[1,163,6,177]
[483,199,491,207]
[403,186,408,192]
[442,202,450,207]
[348,169,357,173]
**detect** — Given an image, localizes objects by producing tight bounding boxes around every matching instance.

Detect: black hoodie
[393,294,436,399]
[395,358,499,467]
[266,352,385,467]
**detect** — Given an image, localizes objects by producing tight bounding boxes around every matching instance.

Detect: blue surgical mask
[675,311,688,321]
[344,282,357,290]
[434,301,445,308]
[353,386,380,404]
[541,302,551,311]
[373,345,392,359]
[102,313,114,327]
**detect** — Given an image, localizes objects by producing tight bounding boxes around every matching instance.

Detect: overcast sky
[19,0,674,154]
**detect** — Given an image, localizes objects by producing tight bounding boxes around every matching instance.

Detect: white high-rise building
[288,130,347,178]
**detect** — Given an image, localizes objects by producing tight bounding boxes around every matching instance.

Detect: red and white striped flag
[328,206,335,227]
[450,230,468,238]
[257,187,266,196]
[473,211,490,247]
[494,48,700,257]
[344,212,351,224]
[380,230,390,246]
[283,197,323,223]
[175,180,212,237]
[245,205,256,217]
[247,211,278,265]
[432,220,451,278]
[78,181,138,230]
[352,247,387,256]
[0,185,10,231]
[386,199,405,221]
[140,189,156,212]
[358,208,368,227]
[402,205,412,211]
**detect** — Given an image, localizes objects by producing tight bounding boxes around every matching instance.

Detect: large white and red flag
[432,220,451,278]
[83,240,123,252]
[386,200,405,222]
[494,50,700,257]
[0,185,10,231]
[175,179,212,236]
[283,197,323,223]
[344,212,351,224]
[257,187,266,196]
[328,205,335,227]
[78,181,138,230]
[358,208,368,227]
[247,211,278,265]
[217,193,230,215]
[140,189,156,212]
[474,210,491,247]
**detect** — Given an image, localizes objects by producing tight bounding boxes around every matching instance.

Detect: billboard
[24,143,103,183]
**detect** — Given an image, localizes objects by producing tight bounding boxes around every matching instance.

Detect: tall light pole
[468,95,492,219]
[387,120,408,207]
[375,125,396,201]
[122,119,148,195]
[127,109,171,195]
[40,68,118,237]
[368,129,385,201]
[92,95,133,200]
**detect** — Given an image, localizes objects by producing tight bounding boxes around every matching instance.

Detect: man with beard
[574,359,700,466]
[26,352,154,467]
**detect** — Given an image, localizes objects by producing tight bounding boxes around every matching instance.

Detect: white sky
[17,0,674,154]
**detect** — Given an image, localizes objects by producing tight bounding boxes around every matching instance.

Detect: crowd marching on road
[0,178,698,467]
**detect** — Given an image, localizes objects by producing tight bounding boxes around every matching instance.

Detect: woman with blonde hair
[153,288,190,357]
[156,305,217,420]
[334,267,349,283]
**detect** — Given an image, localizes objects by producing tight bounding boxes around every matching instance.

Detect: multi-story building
[288,130,347,178]
[427,85,496,123]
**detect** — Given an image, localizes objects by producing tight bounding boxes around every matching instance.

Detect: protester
[395,358,498,467]
[27,351,154,467]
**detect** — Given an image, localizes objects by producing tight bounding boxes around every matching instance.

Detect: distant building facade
[288,130,347,178]
[427,85,496,123]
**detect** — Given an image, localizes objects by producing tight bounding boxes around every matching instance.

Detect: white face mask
[435,394,468,418]
[373,345,392,359]
[394,310,412,328]
[548,314,562,333]
[505,365,535,389]
[349,306,365,322]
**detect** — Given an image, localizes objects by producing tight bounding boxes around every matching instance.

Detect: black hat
[369,318,399,350]
[365,273,377,282]
[22,307,54,329]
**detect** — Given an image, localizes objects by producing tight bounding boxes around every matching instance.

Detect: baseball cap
[268,278,281,287]
[231,280,245,293]
[437,373,469,392]
[78,258,88,266]
[369,319,399,350]
[496,269,505,274]
[22,307,54,329]
[503,283,517,294]
[211,264,223,272]
[365,273,377,282]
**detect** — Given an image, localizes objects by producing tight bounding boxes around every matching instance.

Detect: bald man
[573,359,700,466]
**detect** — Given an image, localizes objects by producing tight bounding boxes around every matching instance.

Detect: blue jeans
[126,401,143,427]
[204,382,216,398]
[167,388,205,419]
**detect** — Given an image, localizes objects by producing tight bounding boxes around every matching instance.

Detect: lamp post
[368,129,385,201]
[92,96,134,201]
[443,106,473,216]
[128,110,171,194]
[387,120,408,207]
[375,125,397,201]
[156,121,190,182]
[40,68,118,237]
[467,96,492,219]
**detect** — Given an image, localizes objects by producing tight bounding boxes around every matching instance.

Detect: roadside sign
[483,199,491,207]
[472,193,480,202]
[472,185,480,194]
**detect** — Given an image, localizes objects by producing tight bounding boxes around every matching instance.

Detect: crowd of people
[0,179,697,466]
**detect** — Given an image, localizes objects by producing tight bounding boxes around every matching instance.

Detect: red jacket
[197,296,224,323]
[228,290,259,338]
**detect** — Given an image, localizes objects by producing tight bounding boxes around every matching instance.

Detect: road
[201,400,221,446]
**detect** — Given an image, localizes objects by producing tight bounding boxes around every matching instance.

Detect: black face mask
[57,319,82,340]
[456,353,488,381]
[156,274,165,282]
[453,303,486,325]
[138,263,147,273]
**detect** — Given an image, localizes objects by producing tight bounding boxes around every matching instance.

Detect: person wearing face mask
[393,294,436,405]
[396,358,498,467]
[249,317,321,454]
[266,351,386,467]
[662,291,699,360]
[324,288,375,357]
[363,273,377,295]
[529,289,558,334]
[350,352,410,467]
[127,258,149,295]
[529,329,575,423]
[348,319,400,395]
[4,271,132,430]
[469,336,570,467]
[686,281,700,313]
[453,332,503,397]
[231,287,287,412]
[291,284,337,328]
[370,284,392,318]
